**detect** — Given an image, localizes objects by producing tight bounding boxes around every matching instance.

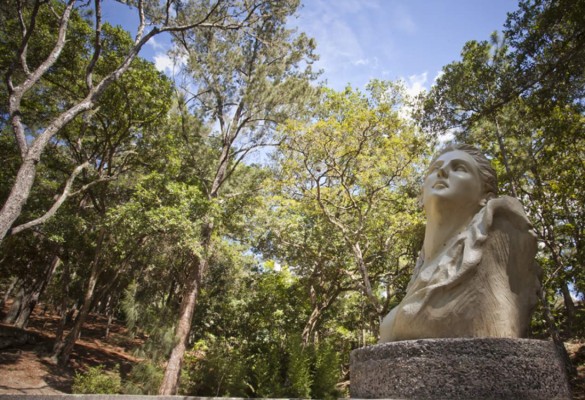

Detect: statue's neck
[423,209,475,265]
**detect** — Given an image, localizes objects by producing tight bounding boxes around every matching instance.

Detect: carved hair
[431,143,498,198]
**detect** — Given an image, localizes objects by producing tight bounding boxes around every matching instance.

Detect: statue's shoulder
[484,196,535,237]
[481,196,540,279]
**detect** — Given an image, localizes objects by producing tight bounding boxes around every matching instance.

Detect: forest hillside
[1,0,584,397]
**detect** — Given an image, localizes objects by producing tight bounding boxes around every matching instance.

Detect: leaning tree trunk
[14,255,61,328]
[53,232,105,365]
[159,222,213,395]
[351,242,382,316]
[158,256,208,395]
[1,276,19,311]
[3,286,25,324]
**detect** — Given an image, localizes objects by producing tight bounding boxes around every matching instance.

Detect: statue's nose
[437,167,448,178]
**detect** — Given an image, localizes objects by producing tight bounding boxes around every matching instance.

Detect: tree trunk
[560,281,576,334]
[1,276,19,311]
[53,232,105,365]
[14,255,61,328]
[301,289,340,346]
[3,286,25,324]
[351,243,382,315]
[158,257,207,395]
[302,306,322,346]
[53,262,100,365]
[53,259,72,345]
[0,158,39,241]
[493,118,518,197]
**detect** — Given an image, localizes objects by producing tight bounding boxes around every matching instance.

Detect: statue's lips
[433,181,449,189]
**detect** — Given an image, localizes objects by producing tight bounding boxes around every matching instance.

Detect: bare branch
[7,0,76,160]
[15,0,46,77]
[8,161,91,235]
[85,0,103,90]
[164,0,172,26]
[135,0,146,44]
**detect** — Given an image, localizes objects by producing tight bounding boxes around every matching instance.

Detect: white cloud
[395,72,428,120]
[153,52,186,76]
[147,36,165,50]
[432,70,445,85]
[154,53,174,74]
[438,128,458,144]
[404,72,428,97]
[293,0,379,89]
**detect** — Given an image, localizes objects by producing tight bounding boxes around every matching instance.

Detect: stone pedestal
[350,338,571,400]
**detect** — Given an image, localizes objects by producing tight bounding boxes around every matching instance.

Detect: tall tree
[1,18,175,362]
[158,1,318,392]
[0,0,266,241]
[275,81,427,326]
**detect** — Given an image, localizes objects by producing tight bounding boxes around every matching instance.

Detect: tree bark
[351,243,382,315]
[1,277,20,314]
[560,281,576,330]
[14,254,61,328]
[494,118,518,197]
[53,231,105,365]
[0,159,39,240]
[158,256,208,395]
[3,286,25,324]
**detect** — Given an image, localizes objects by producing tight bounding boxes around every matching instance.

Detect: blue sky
[102,0,517,95]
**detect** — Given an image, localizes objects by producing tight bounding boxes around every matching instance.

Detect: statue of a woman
[379,144,541,342]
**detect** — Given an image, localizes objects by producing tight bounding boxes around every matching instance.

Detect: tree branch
[8,161,91,235]
[7,0,76,160]
[85,0,102,90]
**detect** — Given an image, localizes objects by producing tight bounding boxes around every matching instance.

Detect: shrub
[286,335,311,398]
[122,361,164,394]
[72,365,121,394]
[312,342,341,400]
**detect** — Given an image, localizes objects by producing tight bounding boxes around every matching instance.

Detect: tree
[275,81,427,329]
[158,0,319,392]
[0,0,268,242]
[1,21,173,333]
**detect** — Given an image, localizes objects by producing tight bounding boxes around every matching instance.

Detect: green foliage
[122,361,164,395]
[273,81,428,321]
[286,335,312,398]
[252,345,285,398]
[184,335,249,397]
[72,365,121,394]
[312,342,342,400]
[120,280,139,335]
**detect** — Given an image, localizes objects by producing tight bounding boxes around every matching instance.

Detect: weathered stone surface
[380,145,541,342]
[350,338,571,400]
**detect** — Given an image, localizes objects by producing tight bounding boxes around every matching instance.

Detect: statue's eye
[455,164,467,172]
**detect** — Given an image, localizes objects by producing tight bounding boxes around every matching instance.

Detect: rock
[350,338,571,400]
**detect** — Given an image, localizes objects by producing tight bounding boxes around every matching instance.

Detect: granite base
[350,338,571,400]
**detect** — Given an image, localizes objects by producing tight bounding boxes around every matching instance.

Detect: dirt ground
[0,305,584,396]
[0,306,142,395]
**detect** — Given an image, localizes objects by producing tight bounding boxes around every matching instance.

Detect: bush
[286,335,311,398]
[72,365,121,394]
[312,342,341,400]
[122,361,164,394]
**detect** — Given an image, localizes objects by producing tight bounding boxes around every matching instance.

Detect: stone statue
[379,143,541,342]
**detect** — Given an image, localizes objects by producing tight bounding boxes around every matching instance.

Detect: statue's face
[423,150,484,211]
